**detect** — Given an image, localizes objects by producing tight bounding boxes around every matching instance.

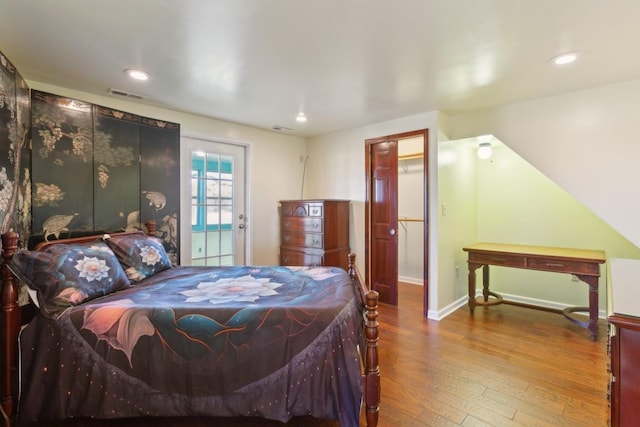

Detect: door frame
[365,129,429,316]
[180,134,251,265]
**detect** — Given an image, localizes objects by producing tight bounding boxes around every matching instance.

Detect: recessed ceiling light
[296,112,307,123]
[125,68,151,81]
[550,51,580,66]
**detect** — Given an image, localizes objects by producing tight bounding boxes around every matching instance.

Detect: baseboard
[428,291,606,321]
[428,295,468,320]
[398,275,423,285]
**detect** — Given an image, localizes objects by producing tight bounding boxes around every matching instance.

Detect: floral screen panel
[31,91,94,239]
[0,51,31,241]
[93,106,140,232]
[30,90,180,261]
[140,119,180,264]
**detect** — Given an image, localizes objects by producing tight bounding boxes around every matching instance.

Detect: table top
[463,242,606,263]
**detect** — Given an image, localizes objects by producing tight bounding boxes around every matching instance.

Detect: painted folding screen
[0,51,31,242]
[30,90,180,263]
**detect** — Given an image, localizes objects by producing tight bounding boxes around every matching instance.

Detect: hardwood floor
[377,283,608,427]
[25,283,609,427]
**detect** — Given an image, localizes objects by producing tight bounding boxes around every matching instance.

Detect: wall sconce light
[478,136,492,159]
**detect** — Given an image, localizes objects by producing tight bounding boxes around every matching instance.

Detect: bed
[0,228,380,427]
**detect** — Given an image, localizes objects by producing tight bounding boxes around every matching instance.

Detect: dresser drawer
[526,257,600,275]
[468,252,525,268]
[280,249,323,267]
[281,202,324,217]
[281,217,323,233]
[281,232,324,249]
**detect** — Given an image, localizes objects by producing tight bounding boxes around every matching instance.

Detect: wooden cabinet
[608,315,640,426]
[607,258,640,426]
[279,199,350,271]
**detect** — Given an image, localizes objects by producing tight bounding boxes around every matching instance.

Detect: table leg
[482,265,490,302]
[576,274,599,341]
[468,262,482,314]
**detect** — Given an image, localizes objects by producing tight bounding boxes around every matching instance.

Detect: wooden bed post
[348,254,380,427]
[363,289,380,427]
[1,230,20,422]
[146,219,156,236]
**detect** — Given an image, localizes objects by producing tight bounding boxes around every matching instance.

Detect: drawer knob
[546,262,566,268]
[284,235,291,241]
[312,223,319,228]
[313,240,320,245]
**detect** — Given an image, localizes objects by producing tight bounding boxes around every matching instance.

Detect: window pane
[206,205,220,228]
[206,257,221,266]
[206,153,220,178]
[220,180,233,200]
[191,205,199,226]
[191,177,199,198]
[220,155,233,180]
[220,230,233,255]
[207,231,220,256]
[206,179,220,200]
[192,232,205,256]
[220,205,232,230]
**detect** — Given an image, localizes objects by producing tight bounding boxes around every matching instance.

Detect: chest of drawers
[607,258,640,426]
[279,199,350,271]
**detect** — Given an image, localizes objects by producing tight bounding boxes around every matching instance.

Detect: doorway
[181,136,247,266]
[365,129,428,316]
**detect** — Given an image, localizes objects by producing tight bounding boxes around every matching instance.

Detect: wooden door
[365,129,429,313]
[366,139,399,305]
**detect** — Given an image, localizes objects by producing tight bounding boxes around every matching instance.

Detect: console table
[463,242,606,340]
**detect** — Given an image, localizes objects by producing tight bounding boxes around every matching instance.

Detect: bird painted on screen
[142,191,166,210]
[42,213,78,241]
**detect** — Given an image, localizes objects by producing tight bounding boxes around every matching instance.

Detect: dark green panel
[140,117,180,263]
[93,106,140,232]
[0,54,16,235]
[31,91,93,238]
[0,50,31,244]
[31,90,93,239]
[13,70,32,240]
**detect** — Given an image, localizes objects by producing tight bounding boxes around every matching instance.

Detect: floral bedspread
[18,265,364,426]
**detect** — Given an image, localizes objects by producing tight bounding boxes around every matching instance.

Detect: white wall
[447,78,640,249]
[306,112,440,313]
[398,137,424,284]
[27,81,308,265]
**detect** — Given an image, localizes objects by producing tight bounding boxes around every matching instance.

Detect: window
[191,152,234,266]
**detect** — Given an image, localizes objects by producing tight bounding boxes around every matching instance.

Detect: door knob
[390,228,396,235]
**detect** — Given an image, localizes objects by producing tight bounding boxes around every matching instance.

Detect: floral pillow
[7,240,131,319]
[104,234,172,282]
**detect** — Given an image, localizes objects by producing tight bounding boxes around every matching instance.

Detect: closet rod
[398,218,423,222]
[398,152,423,161]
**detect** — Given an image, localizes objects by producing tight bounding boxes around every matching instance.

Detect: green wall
[475,141,640,309]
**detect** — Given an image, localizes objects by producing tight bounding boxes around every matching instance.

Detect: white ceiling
[2,0,640,138]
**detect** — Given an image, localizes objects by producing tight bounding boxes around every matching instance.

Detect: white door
[181,136,247,266]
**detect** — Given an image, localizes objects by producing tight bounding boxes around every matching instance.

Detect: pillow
[104,234,172,282]
[8,240,131,318]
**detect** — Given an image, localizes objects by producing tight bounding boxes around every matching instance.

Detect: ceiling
[2,1,640,138]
